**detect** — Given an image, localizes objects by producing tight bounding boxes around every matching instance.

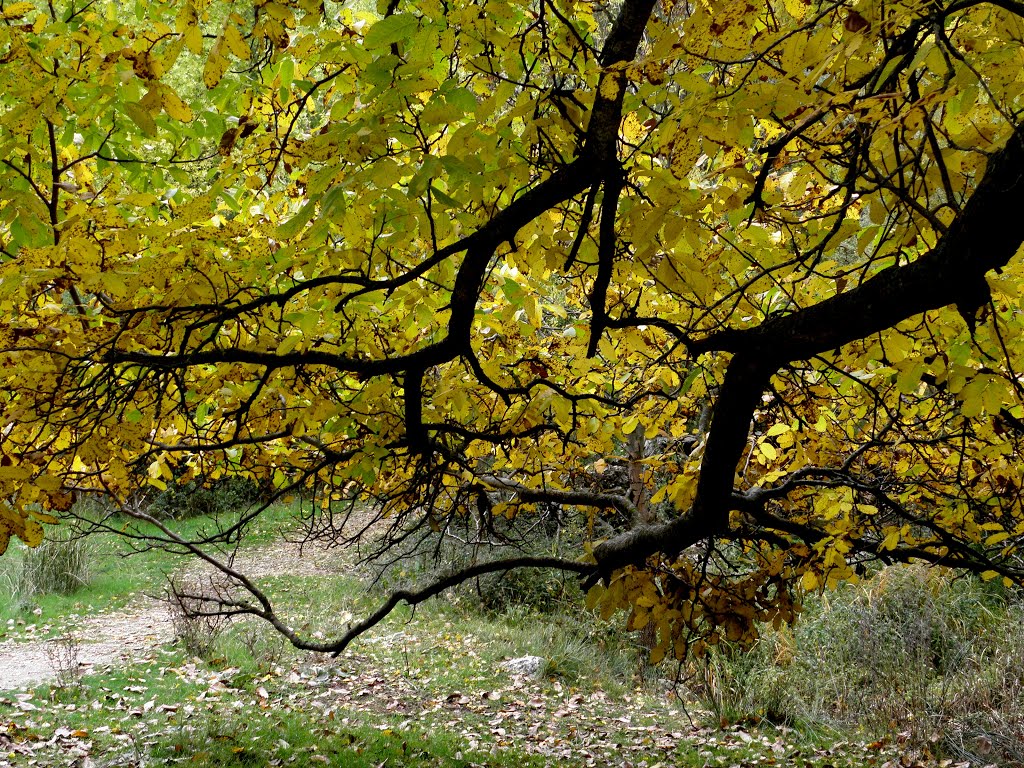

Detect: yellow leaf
[35,474,62,492]
[277,334,301,355]
[20,517,43,548]
[669,129,700,180]
[630,609,650,630]
[648,642,666,664]
[204,41,229,89]
[122,193,160,207]
[783,0,806,21]
[175,1,197,33]
[880,528,901,551]
[162,87,194,122]
[224,25,250,60]
[0,466,31,481]
[184,25,204,55]
[801,570,819,591]
[598,73,624,101]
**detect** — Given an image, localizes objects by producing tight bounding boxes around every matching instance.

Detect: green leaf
[276,200,318,240]
[363,13,418,50]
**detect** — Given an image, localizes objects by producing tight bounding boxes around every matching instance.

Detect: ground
[0,522,960,768]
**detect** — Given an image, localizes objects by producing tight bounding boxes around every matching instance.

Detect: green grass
[151,709,560,768]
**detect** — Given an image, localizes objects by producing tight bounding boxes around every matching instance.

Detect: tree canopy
[2,0,1024,661]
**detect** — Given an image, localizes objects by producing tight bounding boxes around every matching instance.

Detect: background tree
[2,0,1024,662]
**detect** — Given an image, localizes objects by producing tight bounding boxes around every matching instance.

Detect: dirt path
[0,542,339,690]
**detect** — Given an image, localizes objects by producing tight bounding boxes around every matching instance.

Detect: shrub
[472,565,584,614]
[685,565,1024,763]
[45,633,83,688]
[149,476,263,521]
[166,574,236,658]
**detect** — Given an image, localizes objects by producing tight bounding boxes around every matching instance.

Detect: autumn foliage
[2,0,1024,661]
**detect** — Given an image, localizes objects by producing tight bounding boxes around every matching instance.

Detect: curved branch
[181,555,594,655]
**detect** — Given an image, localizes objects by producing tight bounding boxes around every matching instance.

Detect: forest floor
[0,516,966,768]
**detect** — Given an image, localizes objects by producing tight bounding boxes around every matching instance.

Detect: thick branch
[590,353,772,580]
[699,125,1024,360]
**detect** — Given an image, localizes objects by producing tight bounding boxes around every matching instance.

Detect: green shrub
[471,565,584,614]
[149,476,263,520]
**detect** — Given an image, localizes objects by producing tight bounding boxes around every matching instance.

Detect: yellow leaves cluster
[1,1,34,19]
[589,556,802,660]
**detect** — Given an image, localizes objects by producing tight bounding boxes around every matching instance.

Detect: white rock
[500,655,547,679]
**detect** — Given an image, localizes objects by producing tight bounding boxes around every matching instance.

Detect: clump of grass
[17,530,93,600]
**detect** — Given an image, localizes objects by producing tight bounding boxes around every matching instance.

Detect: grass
[684,565,1024,765]
[151,709,561,767]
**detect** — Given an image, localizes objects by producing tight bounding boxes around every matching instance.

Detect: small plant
[166,574,236,658]
[223,619,288,675]
[45,632,82,688]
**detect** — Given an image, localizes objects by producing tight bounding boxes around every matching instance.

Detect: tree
[2,0,1024,662]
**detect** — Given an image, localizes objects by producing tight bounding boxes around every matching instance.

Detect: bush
[471,564,584,614]
[686,565,1024,763]
[149,476,263,521]
[166,574,236,658]
[17,531,92,599]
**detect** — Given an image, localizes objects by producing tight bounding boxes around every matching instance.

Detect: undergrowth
[687,565,1024,765]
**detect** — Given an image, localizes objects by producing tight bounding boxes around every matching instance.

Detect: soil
[0,541,339,690]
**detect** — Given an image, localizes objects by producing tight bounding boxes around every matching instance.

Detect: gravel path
[0,541,339,690]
